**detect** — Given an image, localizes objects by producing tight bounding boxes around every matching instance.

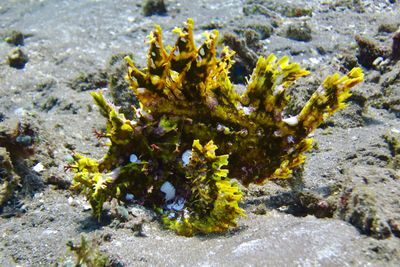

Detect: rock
[220,32,258,84]
[243,0,312,18]
[69,71,108,92]
[339,166,400,239]
[200,20,225,30]
[295,191,336,218]
[378,23,399,34]
[7,47,28,69]
[39,96,59,112]
[366,70,381,84]
[32,162,45,173]
[337,51,359,72]
[142,0,167,16]
[355,35,391,69]
[392,29,400,61]
[246,23,273,39]
[129,205,157,222]
[116,206,130,222]
[46,175,71,189]
[371,62,400,117]
[343,186,391,239]
[285,22,312,42]
[252,204,267,215]
[383,130,400,170]
[4,30,24,46]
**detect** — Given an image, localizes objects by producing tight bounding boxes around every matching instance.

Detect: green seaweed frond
[62,235,109,267]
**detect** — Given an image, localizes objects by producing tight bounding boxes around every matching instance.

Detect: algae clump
[69,19,363,236]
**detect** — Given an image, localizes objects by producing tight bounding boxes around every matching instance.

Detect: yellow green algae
[69,19,363,236]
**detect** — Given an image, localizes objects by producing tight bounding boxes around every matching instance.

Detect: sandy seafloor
[0,0,400,266]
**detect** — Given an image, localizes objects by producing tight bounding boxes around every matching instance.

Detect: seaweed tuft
[69,19,363,235]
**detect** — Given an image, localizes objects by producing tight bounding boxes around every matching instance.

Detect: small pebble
[64,154,74,163]
[42,229,58,236]
[102,232,113,242]
[372,56,383,67]
[116,206,130,222]
[67,196,74,206]
[14,107,26,117]
[309,57,320,64]
[166,197,185,211]
[33,192,43,199]
[125,193,135,201]
[19,204,28,213]
[160,181,175,201]
[282,116,299,126]
[82,203,92,211]
[391,128,400,134]
[16,135,32,146]
[181,150,192,166]
[32,162,45,173]
[129,153,140,163]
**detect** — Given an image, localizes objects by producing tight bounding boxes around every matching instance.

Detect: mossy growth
[69,19,363,236]
[7,47,28,69]
[142,0,167,17]
[383,130,400,170]
[60,235,109,267]
[4,30,24,46]
[1,121,37,208]
[0,147,20,207]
